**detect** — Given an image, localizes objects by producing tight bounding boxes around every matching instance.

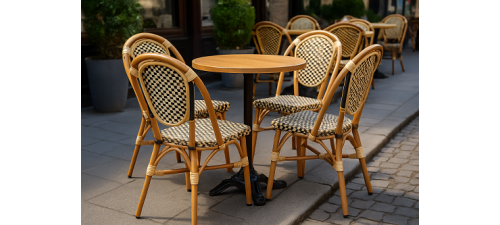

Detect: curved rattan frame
[251,30,342,160]
[323,22,365,60]
[265,45,384,219]
[285,15,321,30]
[380,14,408,75]
[130,53,252,224]
[122,33,233,179]
[252,21,294,98]
[348,19,375,46]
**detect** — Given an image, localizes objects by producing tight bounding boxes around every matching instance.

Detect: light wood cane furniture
[251,30,342,177]
[285,15,321,31]
[348,19,375,89]
[409,18,419,52]
[252,21,293,98]
[192,54,306,206]
[378,14,408,75]
[323,22,365,75]
[265,44,383,218]
[129,53,252,224]
[122,33,234,178]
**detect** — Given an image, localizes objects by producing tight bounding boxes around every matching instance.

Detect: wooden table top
[371,23,397,29]
[192,54,307,74]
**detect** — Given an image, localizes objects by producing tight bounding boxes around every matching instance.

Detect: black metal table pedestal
[208,73,287,206]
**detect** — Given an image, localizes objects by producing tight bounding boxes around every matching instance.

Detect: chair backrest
[122,33,187,126]
[348,19,373,32]
[275,30,342,100]
[348,19,375,49]
[323,22,365,60]
[285,15,321,30]
[309,45,383,138]
[381,14,408,44]
[252,21,292,55]
[340,15,356,21]
[129,53,226,145]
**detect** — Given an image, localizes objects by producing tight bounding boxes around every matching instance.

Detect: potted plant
[211,0,255,88]
[82,0,142,112]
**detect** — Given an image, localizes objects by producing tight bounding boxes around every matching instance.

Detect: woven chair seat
[194,100,230,119]
[253,95,322,114]
[271,110,352,136]
[161,118,251,148]
[380,42,401,51]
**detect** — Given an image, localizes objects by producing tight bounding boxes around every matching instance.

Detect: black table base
[208,73,286,206]
[209,168,287,206]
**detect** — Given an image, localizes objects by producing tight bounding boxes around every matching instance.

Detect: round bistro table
[192,54,307,206]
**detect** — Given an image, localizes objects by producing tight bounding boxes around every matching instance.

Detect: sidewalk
[301,117,419,225]
[82,48,418,225]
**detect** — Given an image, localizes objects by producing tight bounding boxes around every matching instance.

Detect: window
[139,0,179,28]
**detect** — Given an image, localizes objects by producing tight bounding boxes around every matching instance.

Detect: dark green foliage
[82,0,143,59]
[365,9,383,23]
[308,0,366,24]
[211,0,255,50]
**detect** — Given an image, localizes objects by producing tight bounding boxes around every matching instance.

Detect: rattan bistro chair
[324,22,375,89]
[252,21,293,98]
[252,30,342,173]
[349,19,375,89]
[123,33,233,177]
[379,14,408,75]
[265,45,383,218]
[323,22,365,70]
[129,53,252,224]
[285,15,321,30]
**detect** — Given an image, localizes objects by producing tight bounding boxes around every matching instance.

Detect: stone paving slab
[81,49,418,224]
[301,117,419,225]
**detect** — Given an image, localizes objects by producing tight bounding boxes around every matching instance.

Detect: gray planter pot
[217,47,255,88]
[85,57,128,112]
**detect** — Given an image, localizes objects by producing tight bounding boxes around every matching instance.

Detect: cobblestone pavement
[301,117,419,225]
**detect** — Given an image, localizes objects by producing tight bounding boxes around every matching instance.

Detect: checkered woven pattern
[271,110,352,136]
[291,18,314,30]
[384,17,404,39]
[380,42,401,51]
[253,95,322,114]
[161,118,251,147]
[330,27,361,58]
[256,26,282,55]
[295,36,334,87]
[344,55,377,116]
[132,39,169,58]
[194,100,230,118]
[140,64,188,126]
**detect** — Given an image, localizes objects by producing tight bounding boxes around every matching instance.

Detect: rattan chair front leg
[135,142,162,218]
[266,129,282,200]
[189,148,199,225]
[334,136,349,217]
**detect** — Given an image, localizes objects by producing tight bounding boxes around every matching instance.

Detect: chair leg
[268,82,272,95]
[223,145,233,173]
[297,137,305,178]
[190,149,199,225]
[135,143,161,218]
[292,136,296,150]
[359,157,373,194]
[129,118,146,177]
[399,54,405,72]
[266,130,282,200]
[251,108,261,161]
[335,138,349,217]
[128,144,141,178]
[371,79,375,90]
[176,152,182,163]
[411,37,416,52]
[391,51,396,75]
[240,137,253,206]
